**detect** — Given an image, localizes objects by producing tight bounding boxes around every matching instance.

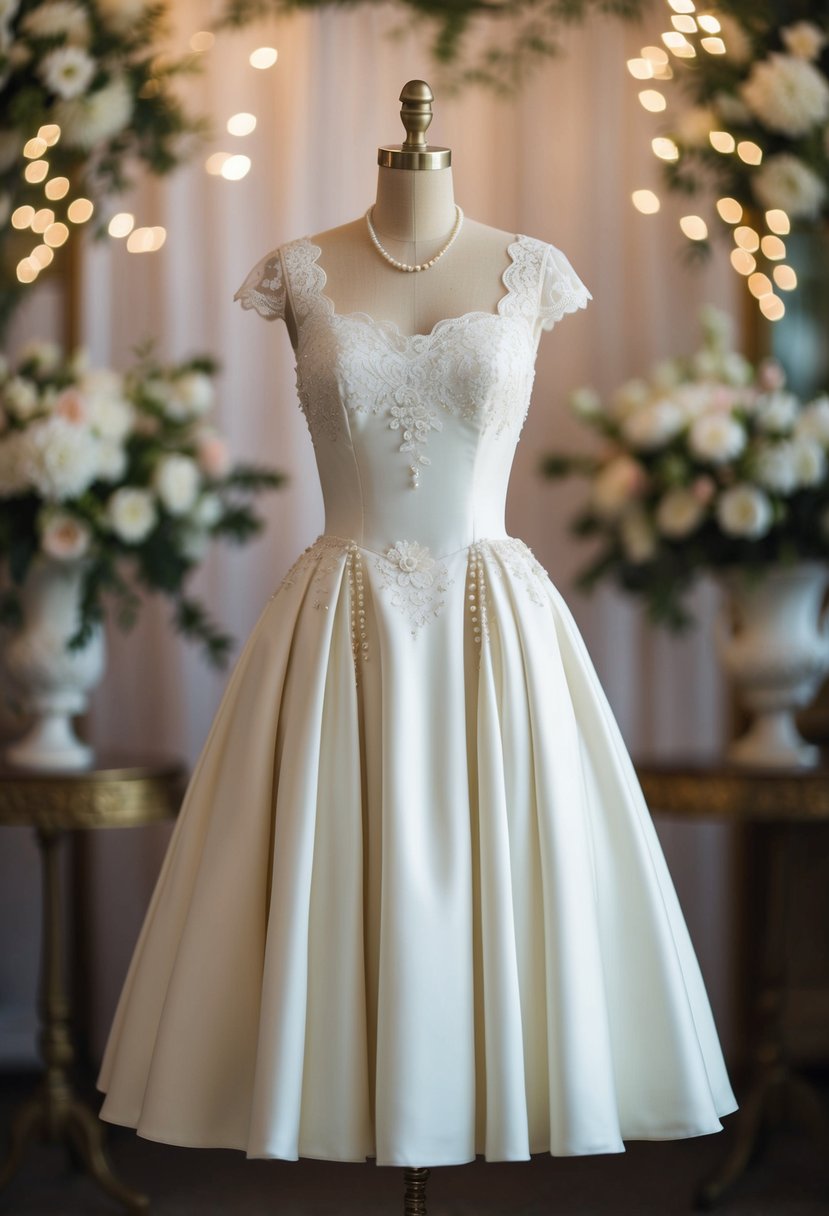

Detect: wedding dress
[97,233,737,1166]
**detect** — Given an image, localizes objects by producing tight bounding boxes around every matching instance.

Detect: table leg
[0,826,149,1214]
[694,823,829,1210]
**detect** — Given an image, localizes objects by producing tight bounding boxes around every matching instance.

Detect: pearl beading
[365,205,464,273]
[346,540,369,666]
[467,542,490,646]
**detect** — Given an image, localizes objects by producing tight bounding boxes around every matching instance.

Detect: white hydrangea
[24,416,100,501]
[174,372,213,416]
[4,376,40,421]
[717,484,773,539]
[619,506,657,564]
[108,487,156,543]
[591,455,646,519]
[39,509,91,561]
[96,438,127,482]
[22,2,89,42]
[621,399,685,450]
[754,441,797,494]
[39,45,95,100]
[742,54,829,137]
[795,395,829,445]
[154,454,200,516]
[656,488,704,538]
[782,22,826,62]
[689,412,746,463]
[55,75,133,149]
[0,433,30,497]
[753,154,827,220]
[791,437,826,487]
[754,391,799,433]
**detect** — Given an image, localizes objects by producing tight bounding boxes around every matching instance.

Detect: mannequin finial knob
[399,80,434,150]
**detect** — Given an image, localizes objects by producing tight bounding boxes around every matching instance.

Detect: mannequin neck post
[371,166,457,244]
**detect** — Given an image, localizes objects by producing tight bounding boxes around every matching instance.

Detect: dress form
[285,82,518,346]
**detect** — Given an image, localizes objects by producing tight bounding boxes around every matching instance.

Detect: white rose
[753,154,827,221]
[20,340,61,373]
[88,393,133,440]
[0,433,30,497]
[689,413,746,464]
[610,378,649,421]
[619,506,657,564]
[4,376,40,420]
[721,352,753,387]
[656,487,704,539]
[754,391,799,433]
[39,509,91,561]
[22,1,90,42]
[39,45,95,100]
[591,455,646,519]
[754,441,798,494]
[191,492,222,529]
[795,396,829,445]
[791,437,826,487]
[621,399,685,450]
[782,22,826,62]
[673,383,712,422]
[25,416,100,501]
[107,487,157,543]
[742,53,829,137]
[55,75,134,150]
[172,372,214,417]
[717,484,773,539]
[96,438,127,482]
[154,454,200,516]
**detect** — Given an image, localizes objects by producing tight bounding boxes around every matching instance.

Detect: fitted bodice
[235,233,591,558]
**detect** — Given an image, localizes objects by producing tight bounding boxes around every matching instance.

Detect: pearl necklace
[365,204,464,273]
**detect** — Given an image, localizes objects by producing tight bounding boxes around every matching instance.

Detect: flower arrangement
[0,0,204,331]
[542,306,829,627]
[0,342,283,665]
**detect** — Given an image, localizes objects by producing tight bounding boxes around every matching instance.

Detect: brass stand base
[695,1064,829,1210]
[403,1166,431,1216]
[0,1086,148,1213]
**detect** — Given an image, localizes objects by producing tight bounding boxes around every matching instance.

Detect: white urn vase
[716,562,829,768]
[2,557,104,769]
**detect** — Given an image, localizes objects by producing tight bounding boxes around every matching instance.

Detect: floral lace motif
[233,250,286,321]
[486,537,549,606]
[371,540,452,636]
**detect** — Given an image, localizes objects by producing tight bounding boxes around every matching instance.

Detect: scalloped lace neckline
[299,234,528,343]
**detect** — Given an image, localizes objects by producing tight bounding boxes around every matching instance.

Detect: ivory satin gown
[98,233,737,1166]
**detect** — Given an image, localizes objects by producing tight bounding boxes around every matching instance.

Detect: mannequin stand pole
[403,1166,430,1215]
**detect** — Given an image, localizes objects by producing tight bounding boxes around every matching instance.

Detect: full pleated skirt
[97,534,737,1165]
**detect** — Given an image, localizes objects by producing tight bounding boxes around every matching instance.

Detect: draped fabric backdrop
[1,0,739,1069]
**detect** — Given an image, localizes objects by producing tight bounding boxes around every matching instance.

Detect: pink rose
[197,433,231,478]
[40,512,91,561]
[692,475,716,505]
[54,388,88,425]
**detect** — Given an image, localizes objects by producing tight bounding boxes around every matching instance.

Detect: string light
[737,141,762,165]
[44,222,69,248]
[765,209,790,235]
[632,189,661,214]
[30,245,54,269]
[671,15,697,32]
[662,31,696,56]
[679,215,708,240]
[190,31,214,52]
[734,226,760,251]
[24,160,49,183]
[716,197,742,223]
[67,198,94,223]
[220,154,251,180]
[37,124,60,146]
[668,0,695,12]
[760,235,785,260]
[11,205,34,229]
[627,57,654,79]
[205,152,231,175]
[652,136,679,161]
[759,295,785,321]
[249,46,277,69]
[638,89,666,112]
[16,258,38,284]
[23,138,47,159]
[227,112,257,136]
[126,226,166,253]
[709,130,735,153]
[730,249,756,275]
[44,176,70,200]
[697,14,720,32]
[31,208,55,234]
[108,212,135,238]
[773,265,797,291]
[700,37,725,54]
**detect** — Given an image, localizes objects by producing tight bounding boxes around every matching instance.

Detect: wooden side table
[0,754,187,1215]
[636,756,829,1209]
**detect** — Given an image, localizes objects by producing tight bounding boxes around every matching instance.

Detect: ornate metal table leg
[403,1167,431,1216]
[0,826,148,1213]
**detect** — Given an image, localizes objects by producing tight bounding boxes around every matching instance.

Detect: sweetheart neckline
[296,234,531,344]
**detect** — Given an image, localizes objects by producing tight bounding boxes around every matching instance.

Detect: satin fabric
[98,233,736,1165]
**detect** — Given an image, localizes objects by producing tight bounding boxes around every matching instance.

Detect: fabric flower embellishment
[374,540,452,635]
[385,540,435,587]
[388,387,442,488]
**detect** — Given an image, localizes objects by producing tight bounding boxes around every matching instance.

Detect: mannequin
[283,80,516,349]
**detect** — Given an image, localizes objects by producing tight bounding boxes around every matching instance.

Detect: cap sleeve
[233,248,286,321]
[538,244,591,333]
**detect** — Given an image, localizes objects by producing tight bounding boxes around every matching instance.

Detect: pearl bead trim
[365,205,464,273]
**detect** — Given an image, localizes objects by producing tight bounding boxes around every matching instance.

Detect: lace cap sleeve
[233,248,286,321]
[538,244,592,333]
